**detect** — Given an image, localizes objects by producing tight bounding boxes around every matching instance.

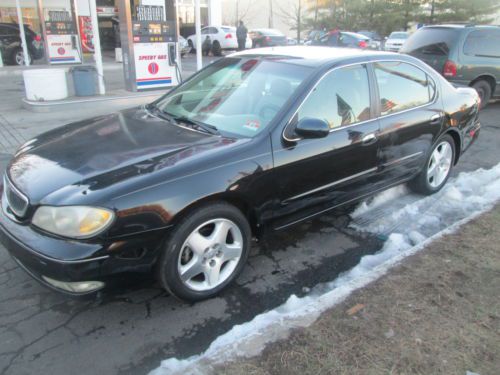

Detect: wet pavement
[0,102,499,374]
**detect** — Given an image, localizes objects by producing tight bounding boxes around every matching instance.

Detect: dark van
[401,25,500,108]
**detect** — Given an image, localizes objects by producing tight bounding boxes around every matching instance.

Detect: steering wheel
[259,104,281,120]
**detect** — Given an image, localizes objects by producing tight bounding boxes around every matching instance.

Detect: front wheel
[12,47,27,65]
[157,203,251,301]
[409,134,455,195]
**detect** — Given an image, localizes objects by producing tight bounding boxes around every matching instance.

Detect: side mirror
[295,118,330,139]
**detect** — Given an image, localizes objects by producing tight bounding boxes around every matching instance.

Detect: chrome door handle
[362,133,377,145]
[430,114,442,124]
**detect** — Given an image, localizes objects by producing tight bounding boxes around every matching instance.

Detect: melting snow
[151,163,500,375]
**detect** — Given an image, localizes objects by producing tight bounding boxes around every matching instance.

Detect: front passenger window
[296,65,372,130]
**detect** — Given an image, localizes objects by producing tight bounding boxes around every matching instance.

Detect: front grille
[3,175,29,218]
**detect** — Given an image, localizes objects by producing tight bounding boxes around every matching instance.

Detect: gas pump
[44,8,82,64]
[118,0,179,91]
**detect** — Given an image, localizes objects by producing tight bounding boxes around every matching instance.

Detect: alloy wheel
[177,218,243,291]
[427,141,453,188]
[15,51,24,65]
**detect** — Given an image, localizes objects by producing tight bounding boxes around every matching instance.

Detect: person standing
[236,20,248,51]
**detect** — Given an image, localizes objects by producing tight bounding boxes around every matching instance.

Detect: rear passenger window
[374,62,434,116]
[297,65,371,130]
[463,30,500,58]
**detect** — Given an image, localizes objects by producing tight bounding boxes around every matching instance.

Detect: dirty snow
[151,163,500,375]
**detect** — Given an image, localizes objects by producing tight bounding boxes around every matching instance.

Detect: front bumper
[0,223,107,295]
[0,194,166,295]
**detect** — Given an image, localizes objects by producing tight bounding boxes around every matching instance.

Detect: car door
[461,29,500,97]
[373,60,443,183]
[271,63,381,230]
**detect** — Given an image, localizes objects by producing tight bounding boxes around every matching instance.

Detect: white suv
[187,26,252,54]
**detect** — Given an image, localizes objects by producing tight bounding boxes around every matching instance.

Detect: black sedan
[312,30,372,49]
[249,28,287,48]
[0,23,44,65]
[0,47,480,301]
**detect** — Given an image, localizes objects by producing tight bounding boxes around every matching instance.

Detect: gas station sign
[134,43,172,88]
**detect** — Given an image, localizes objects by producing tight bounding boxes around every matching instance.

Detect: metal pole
[15,0,30,66]
[195,0,202,71]
[89,0,105,94]
[175,0,182,73]
[0,48,3,67]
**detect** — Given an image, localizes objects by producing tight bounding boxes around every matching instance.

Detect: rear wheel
[409,134,455,195]
[472,80,492,109]
[188,39,195,53]
[157,202,251,301]
[211,41,222,56]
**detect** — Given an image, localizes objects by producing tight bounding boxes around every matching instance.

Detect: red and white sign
[47,34,81,64]
[133,43,176,89]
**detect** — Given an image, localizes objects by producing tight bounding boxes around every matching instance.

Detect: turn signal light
[358,40,367,48]
[443,60,457,77]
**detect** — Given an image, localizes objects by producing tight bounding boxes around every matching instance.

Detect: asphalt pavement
[0,62,499,374]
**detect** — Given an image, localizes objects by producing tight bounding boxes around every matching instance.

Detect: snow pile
[151,163,500,375]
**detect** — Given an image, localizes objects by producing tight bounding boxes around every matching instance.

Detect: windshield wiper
[172,115,220,135]
[144,103,177,123]
[145,104,219,135]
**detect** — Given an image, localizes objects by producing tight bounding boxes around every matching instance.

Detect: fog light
[42,276,104,293]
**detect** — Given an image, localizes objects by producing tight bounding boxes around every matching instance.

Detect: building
[0,0,222,65]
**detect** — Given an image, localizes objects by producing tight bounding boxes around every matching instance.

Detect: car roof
[229,46,401,67]
[422,24,500,30]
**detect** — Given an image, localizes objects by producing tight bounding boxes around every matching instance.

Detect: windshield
[389,32,408,39]
[154,57,312,137]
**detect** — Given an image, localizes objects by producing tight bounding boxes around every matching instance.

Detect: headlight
[32,206,114,239]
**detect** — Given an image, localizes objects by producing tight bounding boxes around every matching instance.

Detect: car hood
[6,107,238,203]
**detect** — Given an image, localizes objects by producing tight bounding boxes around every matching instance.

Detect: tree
[277,0,306,41]
[305,0,498,37]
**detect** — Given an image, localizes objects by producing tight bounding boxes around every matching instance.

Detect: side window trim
[283,62,374,142]
[372,60,438,119]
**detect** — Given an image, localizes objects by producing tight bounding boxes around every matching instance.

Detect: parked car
[304,29,326,45]
[312,30,372,49]
[178,35,190,57]
[357,30,383,50]
[286,37,299,45]
[0,22,44,65]
[186,26,252,56]
[249,29,287,47]
[384,31,409,52]
[401,25,500,108]
[0,47,480,300]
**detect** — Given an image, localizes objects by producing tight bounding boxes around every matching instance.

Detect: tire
[157,202,251,301]
[472,80,492,109]
[188,39,195,53]
[211,41,222,56]
[11,47,25,66]
[408,134,456,195]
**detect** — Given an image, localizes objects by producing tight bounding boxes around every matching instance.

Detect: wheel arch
[168,192,260,236]
[470,74,496,94]
[443,128,462,165]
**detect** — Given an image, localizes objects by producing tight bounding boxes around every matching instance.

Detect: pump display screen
[129,2,175,43]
